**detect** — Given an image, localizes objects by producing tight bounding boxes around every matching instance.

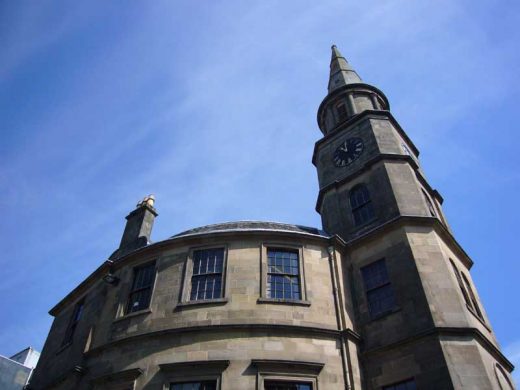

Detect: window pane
[133,264,155,290]
[361,259,389,290]
[128,288,152,313]
[193,248,224,275]
[350,185,375,225]
[350,185,370,209]
[63,299,85,345]
[191,274,223,301]
[171,381,217,390]
[265,381,312,390]
[461,273,484,320]
[361,260,395,317]
[267,249,301,300]
[367,284,395,316]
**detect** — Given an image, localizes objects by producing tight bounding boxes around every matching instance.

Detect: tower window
[266,249,301,300]
[383,378,417,390]
[461,272,485,321]
[190,248,225,301]
[422,189,436,217]
[335,102,348,122]
[449,259,472,309]
[350,184,375,226]
[361,259,396,318]
[401,142,412,156]
[126,262,156,314]
[63,298,85,345]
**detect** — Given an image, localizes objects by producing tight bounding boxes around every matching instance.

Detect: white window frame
[179,245,229,306]
[258,243,310,305]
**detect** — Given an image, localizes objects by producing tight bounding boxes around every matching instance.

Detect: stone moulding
[84,323,357,357]
[159,360,230,373]
[312,109,419,165]
[251,359,325,375]
[90,367,143,385]
[362,326,514,372]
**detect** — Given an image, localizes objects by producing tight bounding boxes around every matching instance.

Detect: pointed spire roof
[328,45,362,93]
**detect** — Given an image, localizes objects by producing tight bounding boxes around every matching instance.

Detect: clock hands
[332,137,364,167]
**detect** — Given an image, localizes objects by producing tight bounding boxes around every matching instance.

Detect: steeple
[328,45,362,93]
[318,45,389,135]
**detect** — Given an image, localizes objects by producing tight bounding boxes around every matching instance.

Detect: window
[63,299,85,345]
[336,102,348,122]
[449,259,472,308]
[161,360,228,390]
[126,262,155,314]
[267,249,301,300]
[383,378,417,390]
[265,381,312,390]
[350,184,375,226]
[422,190,436,217]
[361,259,396,317]
[171,381,217,390]
[190,248,225,301]
[461,273,484,321]
[495,364,514,390]
[401,142,412,156]
[253,359,322,390]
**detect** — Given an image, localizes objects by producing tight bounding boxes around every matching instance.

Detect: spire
[328,45,362,93]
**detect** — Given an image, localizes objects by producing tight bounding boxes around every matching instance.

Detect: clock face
[333,137,364,167]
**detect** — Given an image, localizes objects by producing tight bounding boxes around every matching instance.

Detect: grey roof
[172,221,329,239]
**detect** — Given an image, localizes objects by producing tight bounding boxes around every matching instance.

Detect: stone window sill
[257,297,311,307]
[113,308,152,323]
[176,298,228,309]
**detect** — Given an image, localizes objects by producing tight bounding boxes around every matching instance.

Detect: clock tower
[313,46,515,389]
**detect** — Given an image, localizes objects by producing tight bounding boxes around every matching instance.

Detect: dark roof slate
[172,221,329,238]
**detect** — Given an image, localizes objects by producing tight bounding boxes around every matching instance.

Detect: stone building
[0,347,40,389]
[29,46,515,390]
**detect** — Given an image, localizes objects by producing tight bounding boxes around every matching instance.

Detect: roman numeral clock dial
[332,137,364,167]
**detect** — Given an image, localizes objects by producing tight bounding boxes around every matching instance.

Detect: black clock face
[333,137,364,167]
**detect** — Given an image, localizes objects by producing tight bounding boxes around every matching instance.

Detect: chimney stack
[111,195,158,259]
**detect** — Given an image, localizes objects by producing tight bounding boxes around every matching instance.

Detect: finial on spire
[328,44,362,93]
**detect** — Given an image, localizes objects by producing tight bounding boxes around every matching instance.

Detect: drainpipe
[328,244,353,390]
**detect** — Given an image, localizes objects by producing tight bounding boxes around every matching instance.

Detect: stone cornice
[315,153,442,213]
[317,84,390,131]
[84,324,357,357]
[48,228,344,317]
[343,215,474,269]
[48,261,112,316]
[312,110,420,166]
[362,326,514,373]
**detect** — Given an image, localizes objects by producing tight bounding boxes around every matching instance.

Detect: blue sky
[1,0,519,380]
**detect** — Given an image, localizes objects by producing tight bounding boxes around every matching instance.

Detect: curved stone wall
[30,227,358,390]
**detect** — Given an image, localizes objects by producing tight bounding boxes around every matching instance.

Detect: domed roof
[172,221,329,238]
